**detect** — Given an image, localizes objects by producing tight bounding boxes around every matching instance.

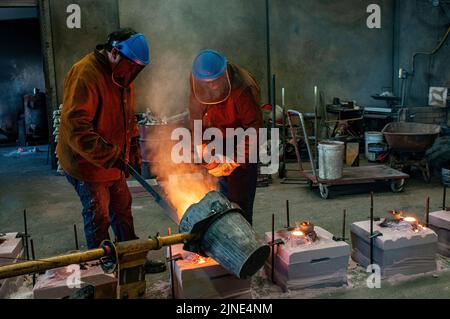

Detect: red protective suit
[57,49,141,182]
[189,63,264,162]
[188,63,263,225]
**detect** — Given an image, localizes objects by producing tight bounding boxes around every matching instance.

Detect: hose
[411,24,450,75]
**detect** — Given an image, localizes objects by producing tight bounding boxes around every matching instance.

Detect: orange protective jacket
[189,63,264,163]
[57,49,140,182]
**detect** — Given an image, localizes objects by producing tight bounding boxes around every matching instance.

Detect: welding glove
[206,155,240,177]
[113,155,130,178]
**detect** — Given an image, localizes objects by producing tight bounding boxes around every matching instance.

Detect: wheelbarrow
[382,122,441,182]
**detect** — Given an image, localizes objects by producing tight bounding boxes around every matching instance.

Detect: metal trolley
[285,110,409,199]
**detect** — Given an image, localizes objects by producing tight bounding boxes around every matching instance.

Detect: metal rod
[30,238,36,287]
[370,192,374,268]
[342,209,347,241]
[127,164,177,218]
[271,75,276,129]
[73,224,79,251]
[0,233,194,280]
[23,209,30,261]
[168,228,176,299]
[443,186,447,211]
[297,111,318,179]
[265,0,272,104]
[286,110,303,172]
[314,86,319,166]
[426,196,430,227]
[281,88,287,169]
[271,213,275,283]
[286,200,290,228]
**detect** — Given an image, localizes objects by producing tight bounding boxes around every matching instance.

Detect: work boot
[144,259,166,274]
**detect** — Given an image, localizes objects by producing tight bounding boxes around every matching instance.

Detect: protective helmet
[112,33,150,66]
[191,50,231,104]
[192,50,227,80]
[110,33,150,88]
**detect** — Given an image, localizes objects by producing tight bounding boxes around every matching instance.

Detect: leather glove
[205,155,240,177]
[113,156,130,178]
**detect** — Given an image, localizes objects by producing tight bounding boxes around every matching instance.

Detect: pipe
[314,86,319,167]
[265,0,272,103]
[370,192,374,268]
[23,209,30,261]
[443,186,447,211]
[0,248,106,280]
[0,233,193,281]
[426,197,430,227]
[168,228,176,299]
[30,238,36,287]
[271,213,275,283]
[286,200,290,229]
[342,209,347,241]
[281,88,287,169]
[271,75,276,129]
[73,224,79,251]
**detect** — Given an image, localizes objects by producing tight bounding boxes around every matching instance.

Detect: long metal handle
[127,164,176,216]
[286,111,303,172]
[288,110,318,179]
[0,234,193,280]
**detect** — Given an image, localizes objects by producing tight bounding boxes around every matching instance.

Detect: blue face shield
[191,70,231,105]
[111,33,150,88]
[191,50,231,104]
[112,55,145,88]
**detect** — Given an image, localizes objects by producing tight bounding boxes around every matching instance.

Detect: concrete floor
[1,145,449,299]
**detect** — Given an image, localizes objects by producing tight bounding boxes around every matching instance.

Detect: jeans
[66,174,137,249]
[219,163,258,225]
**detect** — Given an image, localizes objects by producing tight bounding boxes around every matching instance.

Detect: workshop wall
[48,0,119,104]
[395,0,450,107]
[270,0,395,111]
[118,0,394,114]
[0,18,45,140]
[45,0,449,116]
[118,0,267,116]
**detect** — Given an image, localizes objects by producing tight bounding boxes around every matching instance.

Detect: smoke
[136,50,192,118]
[144,126,217,221]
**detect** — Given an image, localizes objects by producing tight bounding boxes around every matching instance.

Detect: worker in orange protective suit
[57,28,148,250]
[189,50,264,225]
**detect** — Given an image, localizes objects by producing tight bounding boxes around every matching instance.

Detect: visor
[192,69,232,105]
[112,56,145,89]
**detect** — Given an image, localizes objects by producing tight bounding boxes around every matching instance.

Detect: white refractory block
[264,227,350,291]
[429,210,450,257]
[351,220,438,277]
[169,244,252,299]
[0,233,24,298]
[0,233,23,266]
[33,263,117,299]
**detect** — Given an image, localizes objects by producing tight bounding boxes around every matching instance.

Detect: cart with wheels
[382,122,441,183]
[287,110,410,199]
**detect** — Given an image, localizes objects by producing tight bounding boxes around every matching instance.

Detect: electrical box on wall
[429,87,449,108]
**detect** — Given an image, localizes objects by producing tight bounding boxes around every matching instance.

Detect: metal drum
[318,141,345,180]
[179,191,270,279]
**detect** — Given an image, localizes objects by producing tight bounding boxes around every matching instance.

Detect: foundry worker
[57,29,148,249]
[189,50,264,225]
